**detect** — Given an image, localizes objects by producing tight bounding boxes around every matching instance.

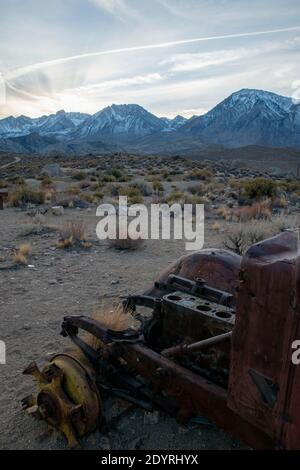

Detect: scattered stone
[143,410,160,425]
[51,206,64,216]
[42,163,64,177]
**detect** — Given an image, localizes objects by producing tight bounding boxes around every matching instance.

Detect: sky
[0,0,300,119]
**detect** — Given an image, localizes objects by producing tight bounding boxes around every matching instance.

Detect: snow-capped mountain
[0,110,90,137]
[181,88,300,148]
[160,115,187,131]
[72,104,166,141]
[1,89,300,154]
[0,115,33,137]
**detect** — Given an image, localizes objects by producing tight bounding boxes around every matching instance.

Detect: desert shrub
[12,243,32,265]
[82,194,95,203]
[91,182,103,192]
[57,222,91,249]
[152,180,164,194]
[68,186,81,195]
[187,184,204,196]
[0,180,8,189]
[93,191,103,201]
[270,195,288,209]
[111,168,122,179]
[8,175,25,185]
[109,230,143,251]
[234,200,272,221]
[165,190,203,206]
[128,194,144,204]
[54,193,77,208]
[223,219,288,255]
[9,187,45,207]
[166,189,185,204]
[182,194,204,205]
[211,222,221,231]
[132,180,152,196]
[72,171,86,181]
[279,179,300,194]
[243,178,277,200]
[40,175,53,187]
[188,167,213,181]
[102,174,117,183]
[228,177,244,190]
[110,185,144,203]
[216,206,232,220]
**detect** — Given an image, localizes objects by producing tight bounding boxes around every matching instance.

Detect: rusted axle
[162,331,232,358]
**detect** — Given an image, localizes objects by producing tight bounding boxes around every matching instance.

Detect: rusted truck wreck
[22,231,300,449]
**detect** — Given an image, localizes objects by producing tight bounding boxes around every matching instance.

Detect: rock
[111,280,119,285]
[143,410,160,425]
[48,279,58,285]
[51,206,64,216]
[42,163,64,177]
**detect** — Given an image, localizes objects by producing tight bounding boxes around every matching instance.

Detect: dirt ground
[0,205,246,450]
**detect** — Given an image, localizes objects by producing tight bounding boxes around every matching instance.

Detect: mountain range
[0,89,299,156]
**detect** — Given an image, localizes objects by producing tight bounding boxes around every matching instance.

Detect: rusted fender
[144,248,241,301]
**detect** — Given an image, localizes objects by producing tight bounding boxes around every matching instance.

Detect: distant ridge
[0,89,299,155]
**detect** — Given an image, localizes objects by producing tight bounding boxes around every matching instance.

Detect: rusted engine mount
[23,231,300,449]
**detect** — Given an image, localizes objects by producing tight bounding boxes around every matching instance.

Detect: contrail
[5,25,300,80]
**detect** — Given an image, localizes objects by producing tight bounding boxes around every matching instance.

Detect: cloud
[87,0,139,22]
[5,25,300,81]
[162,42,286,73]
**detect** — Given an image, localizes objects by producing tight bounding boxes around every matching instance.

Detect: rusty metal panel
[146,249,241,300]
[118,342,273,449]
[228,231,300,448]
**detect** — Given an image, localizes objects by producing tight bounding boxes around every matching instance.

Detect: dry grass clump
[9,187,45,207]
[109,235,144,251]
[109,225,144,251]
[217,200,272,222]
[110,184,144,204]
[211,222,221,231]
[216,206,232,220]
[84,304,139,351]
[234,200,272,222]
[56,222,91,249]
[188,167,213,181]
[12,243,32,265]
